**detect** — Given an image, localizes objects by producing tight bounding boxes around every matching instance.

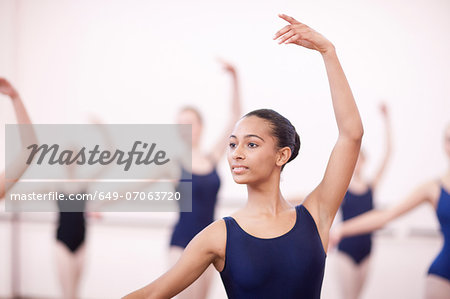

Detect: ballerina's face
[227,116,280,185]
[177,109,203,147]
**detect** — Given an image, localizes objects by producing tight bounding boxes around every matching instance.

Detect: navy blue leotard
[338,188,373,264]
[428,186,450,281]
[220,205,326,299]
[56,193,87,253]
[170,167,221,248]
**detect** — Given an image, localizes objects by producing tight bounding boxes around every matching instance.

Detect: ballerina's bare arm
[274,15,363,244]
[0,78,38,199]
[122,220,226,299]
[209,59,242,165]
[331,180,440,244]
[371,103,393,190]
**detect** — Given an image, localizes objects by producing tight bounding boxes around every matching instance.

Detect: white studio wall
[2,0,449,202]
[0,0,449,298]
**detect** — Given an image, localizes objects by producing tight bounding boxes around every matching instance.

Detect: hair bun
[288,131,300,163]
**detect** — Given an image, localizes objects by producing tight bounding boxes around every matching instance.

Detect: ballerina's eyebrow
[229,134,265,142]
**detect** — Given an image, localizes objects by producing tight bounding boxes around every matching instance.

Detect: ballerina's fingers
[278,14,302,25]
[277,27,311,44]
[277,30,297,44]
[273,24,292,40]
[284,34,303,44]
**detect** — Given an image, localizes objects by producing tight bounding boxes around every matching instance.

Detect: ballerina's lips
[231,164,249,174]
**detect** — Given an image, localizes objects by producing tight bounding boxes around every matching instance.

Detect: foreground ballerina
[123,14,363,299]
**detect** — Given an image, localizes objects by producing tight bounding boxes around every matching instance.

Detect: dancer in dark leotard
[338,188,374,264]
[221,205,326,298]
[123,14,363,299]
[331,123,450,299]
[428,185,450,282]
[168,60,241,299]
[54,184,90,299]
[334,103,391,299]
[170,166,221,248]
[56,193,87,253]
[54,120,111,299]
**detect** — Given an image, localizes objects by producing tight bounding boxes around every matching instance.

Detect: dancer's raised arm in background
[0,78,37,199]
